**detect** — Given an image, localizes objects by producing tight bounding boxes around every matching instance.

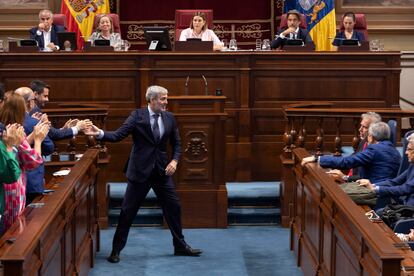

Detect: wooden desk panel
[0,51,401,182]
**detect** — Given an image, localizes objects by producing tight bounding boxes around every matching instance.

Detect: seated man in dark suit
[302,122,401,184]
[271,9,313,49]
[359,133,414,206]
[29,9,65,51]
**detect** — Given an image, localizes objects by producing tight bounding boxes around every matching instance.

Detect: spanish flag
[284,0,336,51]
[61,0,110,49]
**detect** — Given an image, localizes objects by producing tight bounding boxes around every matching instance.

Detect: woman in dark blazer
[332,12,365,50]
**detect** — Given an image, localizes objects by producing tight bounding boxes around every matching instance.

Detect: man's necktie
[152,113,160,141]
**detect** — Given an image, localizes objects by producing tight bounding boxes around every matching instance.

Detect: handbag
[340,181,377,206]
[380,204,414,228]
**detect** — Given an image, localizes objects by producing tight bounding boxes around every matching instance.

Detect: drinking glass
[229,39,237,51]
[0,40,4,52]
[255,39,262,51]
[370,39,379,51]
[379,40,384,51]
[262,39,271,51]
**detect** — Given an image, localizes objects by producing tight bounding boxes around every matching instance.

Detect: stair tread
[107,181,282,225]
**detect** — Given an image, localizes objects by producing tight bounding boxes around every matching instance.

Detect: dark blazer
[332,30,365,46]
[23,113,55,194]
[376,164,414,205]
[101,108,181,183]
[319,140,401,183]
[29,24,65,50]
[271,27,313,49]
[29,105,74,141]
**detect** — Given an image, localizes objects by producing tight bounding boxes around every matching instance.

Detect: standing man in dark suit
[271,9,313,49]
[85,85,202,263]
[29,9,65,51]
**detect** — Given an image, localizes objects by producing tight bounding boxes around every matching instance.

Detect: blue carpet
[90,226,302,276]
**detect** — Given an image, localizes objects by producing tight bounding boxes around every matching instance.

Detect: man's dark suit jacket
[319,140,401,183]
[376,164,414,205]
[271,27,313,49]
[23,113,54,194]
[30,105,74,141]
[101,108,181,183]
[29,24,65,50]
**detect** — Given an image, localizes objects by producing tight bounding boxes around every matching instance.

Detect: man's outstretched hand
[83,125,101,136]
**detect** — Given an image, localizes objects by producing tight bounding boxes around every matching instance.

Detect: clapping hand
[33,121,50,143]
[61,119,79,129]
[76,119,93,132]
[2,124,25,150]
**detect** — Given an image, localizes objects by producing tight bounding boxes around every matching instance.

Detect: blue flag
[283,0,336,51]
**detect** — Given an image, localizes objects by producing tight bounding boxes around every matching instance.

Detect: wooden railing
[292,147,414,275]
[283,105,414,159]
[0,149,100,275]
[43,103,109,162]
[279,104,414,227]
[41,103,111,228]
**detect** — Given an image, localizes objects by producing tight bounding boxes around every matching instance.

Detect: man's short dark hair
[0,82,5,101]
[287,9,301,21]
[30,80,50,95]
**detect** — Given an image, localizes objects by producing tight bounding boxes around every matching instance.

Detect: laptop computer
[57,32,77,51]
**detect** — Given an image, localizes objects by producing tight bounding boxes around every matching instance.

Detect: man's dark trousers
[112,169,184,252]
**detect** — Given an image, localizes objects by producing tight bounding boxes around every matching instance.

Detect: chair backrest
[339,13,368,40]
[387,119,397,146]
[397,130,414,176]
[92,13,121,37]
[174,9,213,41]
[53,14,67,29]
[279,13,307,30]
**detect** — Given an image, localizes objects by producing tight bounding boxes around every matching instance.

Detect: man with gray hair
[302,122,401,184]
[359,133,414,206]
[29,9,65,51]
[86,85,202,263]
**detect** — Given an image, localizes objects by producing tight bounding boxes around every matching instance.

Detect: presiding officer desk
[0,51,401,183]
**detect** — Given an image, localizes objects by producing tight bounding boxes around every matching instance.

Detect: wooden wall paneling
[0,52,401,183]
[292,148,405,275]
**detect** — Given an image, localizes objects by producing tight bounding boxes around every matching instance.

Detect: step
[226,182,280,207]
[228,207,280,226]
[107,182,159,209]
[108,207,163,227]
[107,182,281,226]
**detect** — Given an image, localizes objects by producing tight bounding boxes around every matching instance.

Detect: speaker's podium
[167,95,227,228]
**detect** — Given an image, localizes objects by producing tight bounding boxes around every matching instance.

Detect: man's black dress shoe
[174,245,203,256]
[107,250,120,263]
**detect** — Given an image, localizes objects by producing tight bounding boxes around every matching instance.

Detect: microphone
[201,75,208,95]
[184,76,190,95]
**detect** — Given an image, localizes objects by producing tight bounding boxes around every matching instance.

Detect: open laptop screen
[57,32,77,51]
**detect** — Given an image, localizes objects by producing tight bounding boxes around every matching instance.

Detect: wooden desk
[0,51,401,182]
[0,149,100,276]
[291,148,410,275]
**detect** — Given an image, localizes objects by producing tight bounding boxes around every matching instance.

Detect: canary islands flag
[284,0,336,51]
[61,0,110,49]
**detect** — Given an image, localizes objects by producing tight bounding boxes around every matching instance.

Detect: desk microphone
[184,75,190,95]
[201,75,208,95]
